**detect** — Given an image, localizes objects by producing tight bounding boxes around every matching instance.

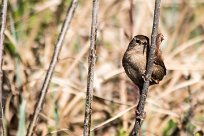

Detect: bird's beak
[143,44,146,54]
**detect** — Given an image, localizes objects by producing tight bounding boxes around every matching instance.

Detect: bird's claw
[151,78,159,84]
[142,74,146,81]
[142,73,151,82]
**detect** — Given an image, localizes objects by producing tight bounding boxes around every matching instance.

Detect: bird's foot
[142,73,151,82]
[142,73,146,81]
[150,78,159,84]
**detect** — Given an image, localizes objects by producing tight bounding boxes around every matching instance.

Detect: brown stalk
[83,0,99,136]
[26,0,78,135]
[129,0,162,135]
[0,0,8,135]
[129,0,134,39]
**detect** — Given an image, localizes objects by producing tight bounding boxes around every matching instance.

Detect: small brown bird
[122,34,166,92]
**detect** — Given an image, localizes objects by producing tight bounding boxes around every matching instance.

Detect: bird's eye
[135,39,140,43]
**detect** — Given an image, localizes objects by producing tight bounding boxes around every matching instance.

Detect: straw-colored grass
[3,0,204,135]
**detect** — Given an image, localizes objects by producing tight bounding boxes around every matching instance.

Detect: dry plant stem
[26,0,78,136]
[129,0,162,135]
[129,0,134,38]
[83,0,99,136]
[0,0,7,135]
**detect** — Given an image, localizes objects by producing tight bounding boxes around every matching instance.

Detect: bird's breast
[128,52,146,73]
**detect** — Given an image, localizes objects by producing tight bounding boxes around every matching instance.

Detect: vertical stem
[83,0,99,136]
[129,0,134,39]
[130,0,162,135]
[26,0,78,136]
[0,0,8,135]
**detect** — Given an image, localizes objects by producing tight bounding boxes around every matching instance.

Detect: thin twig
[83,0,99,136]
[26,0,78,136]
[91,104,137,132]
[129,0,134,39]
[130,0,162,135]
[0,0,8,135]
[169,75,196,136]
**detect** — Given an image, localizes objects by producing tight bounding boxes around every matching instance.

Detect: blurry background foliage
[1,0,204,135]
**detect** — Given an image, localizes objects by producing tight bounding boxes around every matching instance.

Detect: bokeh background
[2,0,204,135]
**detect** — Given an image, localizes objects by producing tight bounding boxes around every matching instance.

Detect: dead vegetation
[1,0,204,135]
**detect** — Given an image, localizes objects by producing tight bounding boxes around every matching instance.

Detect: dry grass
[2,0,204,135]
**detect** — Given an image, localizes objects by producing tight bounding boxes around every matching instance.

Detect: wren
[122,34,166,92]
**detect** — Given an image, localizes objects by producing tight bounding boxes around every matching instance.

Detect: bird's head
[128,35,149,54]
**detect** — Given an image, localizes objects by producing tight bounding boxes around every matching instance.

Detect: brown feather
[122,34,166,93]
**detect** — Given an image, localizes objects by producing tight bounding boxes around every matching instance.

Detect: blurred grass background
[2,0,204,135]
